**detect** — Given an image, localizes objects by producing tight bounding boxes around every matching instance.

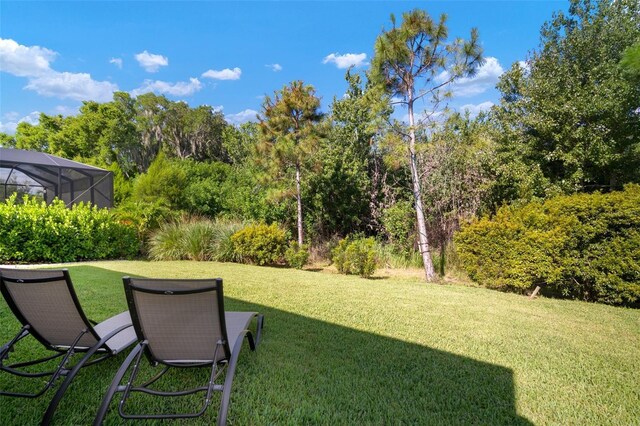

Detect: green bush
[231,223,288,266]
[381,200,415,255]
[0,195,139,263]
[332,236,377,278]
[455,185,640,306]
[285,242,310,269]
[132,153,187,208]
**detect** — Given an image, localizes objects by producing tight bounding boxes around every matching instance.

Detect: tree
[492,0,640,198]
[164,102,228,162]
[258,81,323,245]
[621,41,640,82]
[371,9,483,281]
[419,112,495,275]
[0,132,16,148]
[307,70,391,238]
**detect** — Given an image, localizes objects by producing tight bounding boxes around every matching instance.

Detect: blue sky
[1,1,566,133]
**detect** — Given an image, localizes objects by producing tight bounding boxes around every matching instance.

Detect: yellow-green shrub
[285,242,309,269]
[231,223,288,266]
[455,185,640,306]
[332,236,377,278]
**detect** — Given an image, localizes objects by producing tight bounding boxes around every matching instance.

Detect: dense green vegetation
[0,0,638,304]
[0,195,138,263]
[456,185,640,306]
[0,261,638,425]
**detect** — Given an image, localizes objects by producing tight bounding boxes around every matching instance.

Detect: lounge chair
[0,268,137,425]
[94,277,264,426]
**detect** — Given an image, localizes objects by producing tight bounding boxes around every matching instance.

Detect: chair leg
[217,330,252,426]
[93,343,144,426]
[1,328,87,399]
[255,314,265,347]
[42,323,133,426]
[0,326,30,362]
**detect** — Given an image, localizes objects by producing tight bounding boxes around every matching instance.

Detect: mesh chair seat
[93,311,137,354]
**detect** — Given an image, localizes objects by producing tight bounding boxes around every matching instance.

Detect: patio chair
[94,277,264,426]
[0,268,137,425]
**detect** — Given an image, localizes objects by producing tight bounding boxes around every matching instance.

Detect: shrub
[231,223,288,266]
[455,185,640,306]
[381,200,415,255]
[285,242,310,269]
[0,195,139,263]
[332,236,377,278]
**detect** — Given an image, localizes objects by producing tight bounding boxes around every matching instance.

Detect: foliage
[113,198,176,246]
[374,242,423,269]
[306,71,391,238]
[419,113,496,274]
[178,160,231,217]
[131,152,187,208]
[0,195,138,263]
[147,221,184,261]
[332,236,377,278]
[222,122,259,164]
[148,217,245,262]
[371,8,484,281]
[230,223,288,266]
[381,199,415,255]
[455,185,640,306]
[620,40,640,82]
[284,241,310,269]
[10,92,231,181]
[491,0,640,198]
[258,81,324,245]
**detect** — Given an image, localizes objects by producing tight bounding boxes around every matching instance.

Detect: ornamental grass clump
[148,217,245,262]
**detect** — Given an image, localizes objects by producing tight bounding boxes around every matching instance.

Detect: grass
[1,260,639,425]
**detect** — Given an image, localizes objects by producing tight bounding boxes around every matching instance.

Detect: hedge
[455,185,640,306]
[0,195,139,263]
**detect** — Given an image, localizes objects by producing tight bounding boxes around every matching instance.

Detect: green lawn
[1,261,639,425]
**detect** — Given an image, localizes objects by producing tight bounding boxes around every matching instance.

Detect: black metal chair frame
[94,277,264,426]
[0,269,134,425]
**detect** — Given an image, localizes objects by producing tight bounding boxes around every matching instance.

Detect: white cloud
[202,67,242,80]
[25,72,117,102]
[135,50,168,72]
[0,38,56,77]
[266,63,282,72]
[436,56,504,97]
[54,105,79,116]
[517,60,531,74]
[460,101,494,117]
[131,77,202,97]
[225,109,259,125]
[0,111,41,135]
[1,39,119,102]
[109,57,123,69]
[322,52,367,69]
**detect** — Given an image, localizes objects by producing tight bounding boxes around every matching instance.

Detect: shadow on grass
[0,265,532,425]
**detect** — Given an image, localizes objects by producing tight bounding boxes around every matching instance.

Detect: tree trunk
[407,98,436,282]
[296,163,304,246]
